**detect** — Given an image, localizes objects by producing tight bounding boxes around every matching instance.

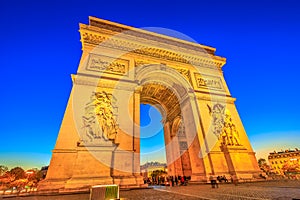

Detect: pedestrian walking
[175,176,178,186]
[209,175,218,188]
[171,176,174,186]
[180,176,185,185]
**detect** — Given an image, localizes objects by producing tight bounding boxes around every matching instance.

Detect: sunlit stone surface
[38,17,261,191]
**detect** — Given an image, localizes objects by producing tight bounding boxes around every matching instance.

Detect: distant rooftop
[269,148,299,155]
[140,161,167,170]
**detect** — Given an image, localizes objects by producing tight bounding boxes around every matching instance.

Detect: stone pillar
[187,137,207,182]
[181,95,208,182]
[111,88,144,186]
[163,121,174,175]
[133,88,143,178]
[170,127,183,177]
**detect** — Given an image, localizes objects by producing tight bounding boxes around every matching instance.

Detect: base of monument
[234,171,264,182]
[113,175,144,188]
[190,174,209,183]
[64,176,114,189]
[37,178,67,191]
[38,175,145,192]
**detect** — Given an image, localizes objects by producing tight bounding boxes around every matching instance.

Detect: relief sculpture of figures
[208,104,241,146]
[221,110,241,146]
[208,104,225,138]
[94,91,118,141]
[82,91,118,142]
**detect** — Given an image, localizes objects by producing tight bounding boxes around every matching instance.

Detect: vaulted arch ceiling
[140,83,181,122]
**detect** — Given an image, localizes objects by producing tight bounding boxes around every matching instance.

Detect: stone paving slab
[120,180,300,200]
[1,180,300,200]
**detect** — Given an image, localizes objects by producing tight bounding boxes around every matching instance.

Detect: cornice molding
[79,18,226,69]
[88,16,216,54]
[196,92,236,104]
[72,74,137,91]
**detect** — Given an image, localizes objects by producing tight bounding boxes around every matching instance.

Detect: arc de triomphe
[39,17,261,190]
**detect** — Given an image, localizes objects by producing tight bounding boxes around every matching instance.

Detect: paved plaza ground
[1,180,300,200]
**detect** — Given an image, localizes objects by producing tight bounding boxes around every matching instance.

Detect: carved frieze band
[81,30,225,69]
[174,68,193,86]
[135,60,193,86]
[89,19,215,55]
[194,73,224,91]
[86,53,129,76]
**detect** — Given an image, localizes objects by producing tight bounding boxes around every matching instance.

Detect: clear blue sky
[0,0,299,169]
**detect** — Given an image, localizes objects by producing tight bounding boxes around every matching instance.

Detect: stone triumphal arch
[39,17,261,190]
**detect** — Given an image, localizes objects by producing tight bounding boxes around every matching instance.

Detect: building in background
[268,148,300,176]
[140,162,167,180]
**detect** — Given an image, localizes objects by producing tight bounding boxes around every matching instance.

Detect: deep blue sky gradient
[0,0,299,168]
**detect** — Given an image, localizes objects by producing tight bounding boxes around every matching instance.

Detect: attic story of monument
[38,16,261,190]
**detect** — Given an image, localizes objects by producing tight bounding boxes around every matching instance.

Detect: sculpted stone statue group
[94,92,118,141]
[82,91,118,143]
[210,104,241,146]
[221,110,241,146]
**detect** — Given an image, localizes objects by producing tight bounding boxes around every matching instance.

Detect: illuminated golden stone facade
[38,17,261,190]
[268,149,300,175]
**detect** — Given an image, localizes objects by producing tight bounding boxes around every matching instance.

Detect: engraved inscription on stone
[177,121,186,137]
[87,54,129,76]
[194,73,224,90]
[179,141,188,150]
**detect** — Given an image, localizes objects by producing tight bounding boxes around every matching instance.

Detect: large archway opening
[140,104,167,183]
[134,64,206,183]
[140,104,166,165]
[138,82,194,183]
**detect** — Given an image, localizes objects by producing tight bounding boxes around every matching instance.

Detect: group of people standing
[146,175,189,186]
[169,175,189,186]
[146,174,238,188]
[209,174,238,188]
